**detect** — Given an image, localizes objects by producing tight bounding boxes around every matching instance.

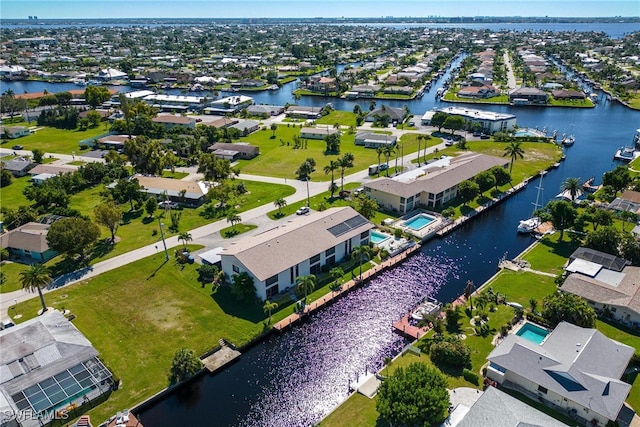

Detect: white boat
[517,172,544,234]
[561,134,575,146]
[614,146,638,162]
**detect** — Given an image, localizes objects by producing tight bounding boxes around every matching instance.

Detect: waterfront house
[607,190,640,215]
[208,142,259,160]
[285,106,323,119]
[0,125,31,139]
[306,76,337,93]
[363,153,508,214]
[96,67,128,83]
[300,127,340,140]
[457,84,498,99]
[552,89,586,101]
[142,94,208,113]
[365,106,407,123]
[204,95,254,115]
[0,221,56,262]
[486,322,634,427]
[508,87,549,105]
[229,119,260,136]
[220,207,374,301]
[0,311,114,427]
[354,132,397,148]
[436,106,516,134]
[246,105,284,117]
[152,114,197,130]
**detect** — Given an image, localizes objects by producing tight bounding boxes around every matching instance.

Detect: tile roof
[0,222,51,253]
[221,207,373,281]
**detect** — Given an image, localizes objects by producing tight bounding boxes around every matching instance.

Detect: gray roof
[354,132,397,144]
[0,310,98,396]
[0,222,51,253]
[569,247,629,272]
[488,322,634,421]
[209,142,258,154]
[456,386,569,427]
[365,152,508,198]
[366,106,406,121]
[221,207,373,281]
[3,157,32,173]
[560,266,640,316]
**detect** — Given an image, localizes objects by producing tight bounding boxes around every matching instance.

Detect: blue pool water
[516,322,549,345]
[403,214,434,231]
[370,231,391,244]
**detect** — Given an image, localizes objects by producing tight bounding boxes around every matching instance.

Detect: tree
[273,198,287,215]
[263,300,279,324]
[226,212,241,231]
[295,158,315,181]
[145,197,158,218]
[464,280,475,311]
[584,226,620,255]
[443,115,464,135]
[368,100,376,111]
[20,263,51,314]
[197,153,234,181]
[560,177,582,203]
[458,180,480,206]
[324,160,340,198]
[546,200,577,240]
[168,348,203,385]
[430,111,448,131]
[296,274,316,304]
[382,145,395,177]
[354,196,379,220]
[94,202,122,243]
[231,271,256,300]
[329,267,344,292]
[338,152,354,192]
[602,166,631,195]
[324,132,341,153]
[270,123,277,138]
[178,232,192,250]
[474,170,496,193]
[47,217,100,261]
[541,292,596,328]
[1,168,12,187]
[503,141,525,174]
[491,166,511,189]
[619,233,640,265]
[84,85,111,109]
[32,148,45,164]
[351,245,372,280]
[376,362,450,427]
[112,178,142,211]
[620,210,639,232]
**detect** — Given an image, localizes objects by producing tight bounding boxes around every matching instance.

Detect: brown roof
[135,175,210,199]
[203,118,239,129]
[221,207,374,281]
[620,190,640,204]
[561,266,640,316]
[28,164,76,176]
[365,152,508,198]
[209,142,258,154]
[151,115,195,125]
[0,222,51,253]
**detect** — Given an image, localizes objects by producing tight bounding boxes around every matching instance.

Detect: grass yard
[315,111,358,127]
[0,175,33,212]
[320,393,380,427]
[266,182,361,219]
[220,223,257,238]
[485,270,557,308]
[0,124,109,155]
[12,245,268,423]
[160,170,189,179]
[521,233,580,275]
[0,261,30,293]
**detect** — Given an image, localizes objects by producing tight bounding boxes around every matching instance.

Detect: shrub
[429,338,472,369]
[462,368,479,385]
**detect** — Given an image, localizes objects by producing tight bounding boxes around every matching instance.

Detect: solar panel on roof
[328,223,350,237]
[327,215,369,237]
[344,215,367,229]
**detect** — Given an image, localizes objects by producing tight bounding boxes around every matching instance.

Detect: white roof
[199,247,224,264]
[566,258,602,277]
[438,106,515,122]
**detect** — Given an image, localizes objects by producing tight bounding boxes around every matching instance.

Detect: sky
[1,0,638,19]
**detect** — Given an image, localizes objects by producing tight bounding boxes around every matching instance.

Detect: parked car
[296,206,310,215]
[480,133,490,139]
[11,145,23,150]
[444,139,454,146]
[408,121,415,126]
[158,201,179,209]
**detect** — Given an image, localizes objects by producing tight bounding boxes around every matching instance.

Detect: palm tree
[178,232,192,250]
[329,267,344,292]
[20,263,51,314]
[351,245,372,280]
[296,274,316,305]
[324,160,340,198]
[561,177,581,203]
[464,280,475,312]
[226,212,242,231]
[376,146,384,173]
[338,153,354,192]
[417,135,423,165]
[382,145,395,177]
[263,300,279,324]
[273,198,287,215]
[503,141,525,174]
[395,142,402,173]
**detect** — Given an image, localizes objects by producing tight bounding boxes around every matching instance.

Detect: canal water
[2,33,639,426]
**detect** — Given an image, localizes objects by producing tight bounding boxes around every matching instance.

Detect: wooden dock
[273,243,421,332]
[201,343,241,373]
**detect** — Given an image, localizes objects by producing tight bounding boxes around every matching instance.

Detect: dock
[201,341,241,373]
[273,242,421,332]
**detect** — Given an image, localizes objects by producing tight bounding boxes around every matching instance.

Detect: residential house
[0,311,114,427]
[117,175,212,206]
[0,221,56,262]
[90,134,132,151]
[383,86,414,95]
[364,153,508,213]
[344,84,380,99]
[0,126,31,139]
[457,84,498,99]
[204,95,254,115]
[96,67,127,82]
[552,89,586,101]
[152,114,197,130]
[508,87,549,105]
[28,164,76,185]
[3,157,33,177]
[143,93,208,112]
[285,106,323,119]
[437,106,517,134]
[300,127,340,140]
[487,322,634,427]
[608,190,640,214]
[229,119,260,135]
[354,132,397,148]
[306,76,337,93]
[246,105,284,117]
[208,142,259,161]
[220,207,374,301]
[365,106,407,123]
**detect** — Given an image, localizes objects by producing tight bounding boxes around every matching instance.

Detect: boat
[560,134,575,146]
[634,128,640,148]
[613,146,638,162]
[517,172,544,234]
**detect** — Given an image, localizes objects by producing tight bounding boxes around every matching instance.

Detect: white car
[158,201,179,209]
[296,206,310,215]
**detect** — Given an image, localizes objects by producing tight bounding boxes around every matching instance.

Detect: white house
[436,106,517,134]
[364,153,509,214]
[486,322,634,427]
[220,207,374,301]
[204,95,254,115]
[354,132,397,148]
[300,127,340,140]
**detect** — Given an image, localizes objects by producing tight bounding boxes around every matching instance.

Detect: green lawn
[0,124,110,155]
[219,223,257,238]
[160,170,189,179]
[320,393,381,427]
[0,175,33,212]
[485,270,557,308]
[0,261,30,293]
[12,245,269,423]
[266,182,361,219]
[315,111,358,127]
[521,233,580,275]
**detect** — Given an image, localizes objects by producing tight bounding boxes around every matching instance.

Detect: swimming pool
[516,322,549,345]
[514,128,544,138]
[403,214,435,231]
[370,230,391,245]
